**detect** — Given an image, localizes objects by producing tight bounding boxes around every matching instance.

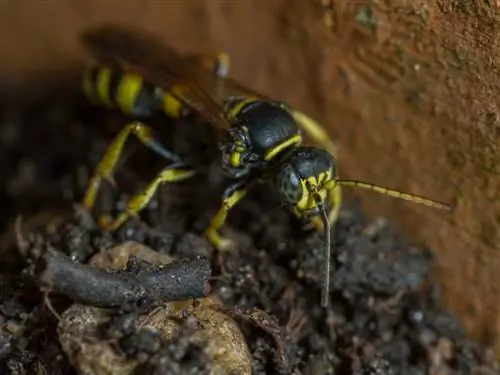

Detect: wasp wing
[81,24,233,133]
[209,66,272,102]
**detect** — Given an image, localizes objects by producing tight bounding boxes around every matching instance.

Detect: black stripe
[89,67,100,101]
[132,80,163,118]
[108,68,123,107]
[239,99,262,115]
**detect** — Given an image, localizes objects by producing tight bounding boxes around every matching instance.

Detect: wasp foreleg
[104,163,195,230]
[205,180,248,252]
[291,110,339,159]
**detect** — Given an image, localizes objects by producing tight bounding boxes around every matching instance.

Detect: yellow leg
[205,182,247,252]
[186,51,230,79]
[328,184,342,224]
[83,121,182,210]
[291,110,339,159]
[105,165,195,231]
[186,51,230,100]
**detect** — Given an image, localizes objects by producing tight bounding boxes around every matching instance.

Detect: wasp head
[219,126,259,179]
[273,146,337,220]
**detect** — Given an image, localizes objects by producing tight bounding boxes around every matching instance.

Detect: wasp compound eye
[275,162,302,207]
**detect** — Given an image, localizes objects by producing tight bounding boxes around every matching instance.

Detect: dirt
[1,0,500,347]
[2,0,500,349]
[0,79,498,374]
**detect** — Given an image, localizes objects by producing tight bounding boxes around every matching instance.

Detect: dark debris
[134,319,213,375]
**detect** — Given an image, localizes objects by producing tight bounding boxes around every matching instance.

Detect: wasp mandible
[79,25,452,308]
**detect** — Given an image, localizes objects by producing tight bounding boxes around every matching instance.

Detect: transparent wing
[81,24,233,132]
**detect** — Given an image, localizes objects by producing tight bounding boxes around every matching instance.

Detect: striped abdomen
[82,66,184,119]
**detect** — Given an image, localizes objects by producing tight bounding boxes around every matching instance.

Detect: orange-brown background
[1,0,499,354]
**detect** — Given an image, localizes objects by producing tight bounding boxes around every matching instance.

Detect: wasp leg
[186,51,230,100]
[104,163,195,231]
[205,180,247,252]
[291,110,339,159]
[186,51,230,79]
[83,121,183,211]
[311,184,342,230]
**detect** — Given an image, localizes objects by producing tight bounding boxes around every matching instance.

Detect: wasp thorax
[274,146,337,218]
[221,99,302,174]
[232,102,300,155]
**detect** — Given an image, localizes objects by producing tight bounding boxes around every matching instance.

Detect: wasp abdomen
[82,66,165,118]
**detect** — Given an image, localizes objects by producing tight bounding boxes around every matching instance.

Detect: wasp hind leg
[291,110,339,159]
[186,51,230,100]
[186,51,230,79]
[205,181,247,252]
[104,163,196,231]
[83,121,183,212]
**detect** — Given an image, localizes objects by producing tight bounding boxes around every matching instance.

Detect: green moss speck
[355,5,377,32]
[413,6,429,24]
[451,0,471,14]
[395,43,405,61]
[406,89,423,106]
[450,49,469,70]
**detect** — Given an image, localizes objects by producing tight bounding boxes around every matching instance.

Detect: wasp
[79,24,452,308]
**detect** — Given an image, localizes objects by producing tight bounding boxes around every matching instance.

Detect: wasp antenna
[319,205,331,308]
[311,192,331,308]
[337,180,453,211]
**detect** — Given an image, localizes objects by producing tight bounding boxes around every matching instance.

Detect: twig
[34,248,211,309]
[43,292,62,322]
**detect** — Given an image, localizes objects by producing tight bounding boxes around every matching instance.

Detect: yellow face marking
[226,126,248,168]
[234,138,245,152]
[96,68,113,107]
[265,135,302,161]
[115,73,143,115]
[230,152,241,167]
[227,98,259,120]
[295,170,333,214]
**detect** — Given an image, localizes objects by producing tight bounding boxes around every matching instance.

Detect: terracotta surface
[1,0,499,349]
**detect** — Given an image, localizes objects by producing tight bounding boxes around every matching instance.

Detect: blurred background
[0,0,499,356]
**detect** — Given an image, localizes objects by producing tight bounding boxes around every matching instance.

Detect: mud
[0,82,498,374]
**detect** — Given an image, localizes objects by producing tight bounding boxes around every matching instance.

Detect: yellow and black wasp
[79,24,452,308]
